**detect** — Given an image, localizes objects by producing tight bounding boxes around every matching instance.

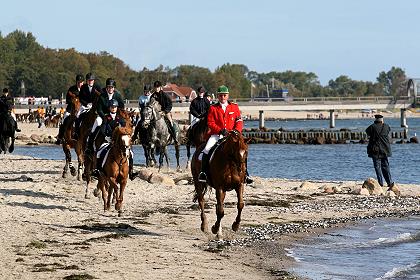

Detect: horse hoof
[211,225,218,234]
[93,188,100,197]
[84,193,90,199]
[232,222,240,232]
[118,211,123,217]
[62,173,67,179]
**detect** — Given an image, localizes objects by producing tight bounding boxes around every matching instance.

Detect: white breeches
[76,104,92,118]
[91,116,103,133]
[203,134,223,154]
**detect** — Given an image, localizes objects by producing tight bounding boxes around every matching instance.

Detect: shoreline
[0,154,419,279]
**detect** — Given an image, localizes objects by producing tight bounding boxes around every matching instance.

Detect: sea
[10,117,420,280]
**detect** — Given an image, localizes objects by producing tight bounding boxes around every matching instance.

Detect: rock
[148,174,175,186]
[323,186,334,194]
[387,183,401,197]
[314,136,325,145]
[385,190,396,197]
[362,178,384,195]
[409,136,418,143]
[359,188,370,196]
[332,185,342,193]
[137,168,154,182]
[30,134,42,143]
[294,181,317,191]
[176,179,189,185]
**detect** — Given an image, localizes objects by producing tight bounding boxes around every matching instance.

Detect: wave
[372,232,420,246]
[284,248,302,262]
[377,262,419,279]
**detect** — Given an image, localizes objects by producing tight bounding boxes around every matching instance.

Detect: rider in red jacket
[198,85,252,184]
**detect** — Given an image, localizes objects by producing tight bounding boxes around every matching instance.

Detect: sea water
[287,216,420,280]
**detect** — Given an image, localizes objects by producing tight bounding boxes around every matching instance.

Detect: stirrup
[91,169,100,179]
[198,172,207,183]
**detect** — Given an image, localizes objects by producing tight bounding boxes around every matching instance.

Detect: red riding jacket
[207,101,243,138]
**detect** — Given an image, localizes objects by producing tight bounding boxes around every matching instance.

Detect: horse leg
[158,149,164,172]
[185,143,191,170]
[175,144,181,171]
[197,187,208,233]
[116,178,127,217]
[106,181,113,211]
[76,149,84,181]
[98,177,108,211]
[62,145,72,178]
[232,184,244,232]
[212,188,226,240]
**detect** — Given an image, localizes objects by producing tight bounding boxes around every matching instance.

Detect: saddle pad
[97,143,112,168]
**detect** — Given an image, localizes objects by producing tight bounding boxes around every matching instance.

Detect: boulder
[385,190,396,198]
[295,181,317,191]
[332,185,343,193]
[387,183,401,197]
[176,179,189,186]
[30,134,42,143]
[362,178,384,195]
[409,136,418,144]
[359,188,370,196]
[323,185,334,194]
[149,173,175,186]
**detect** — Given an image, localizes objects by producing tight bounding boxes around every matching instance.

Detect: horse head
[68,92,81,115]
[112,126,132,158]
[117,108,133,130]
[223,130,248,168]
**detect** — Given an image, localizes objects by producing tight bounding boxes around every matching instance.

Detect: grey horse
[140,96,181,171]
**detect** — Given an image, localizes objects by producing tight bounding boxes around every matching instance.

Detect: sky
[1,0,419,85]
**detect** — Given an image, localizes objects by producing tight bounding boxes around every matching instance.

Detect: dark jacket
[101,113,126,137]
[190,97,210,118]
[65,85,81,112]
[97,90,125,118]
[151,91,172,113]
[366,121,392,158]
[79,83,101,106]
[0,95,13,113]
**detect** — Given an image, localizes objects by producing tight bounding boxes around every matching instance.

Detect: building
[162,83,194,102]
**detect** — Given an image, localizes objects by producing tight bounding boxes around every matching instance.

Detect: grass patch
[246,199,291,208]
[63,274,96,280]
[86,233,130,243]
[27,240,47,249]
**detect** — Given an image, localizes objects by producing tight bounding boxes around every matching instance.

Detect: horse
[185,116,209,170]
[191,130,249,240]
[0,112,17,154]
[61,93,81,179]
[84,108,133,199]
[139,97,181,171]
[96,125,133,216]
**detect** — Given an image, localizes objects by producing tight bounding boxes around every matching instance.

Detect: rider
[85,78,124,156]
[0,88,21,132]
[91,99,138,180]
[55,74,84,144]
[189,86,210,126]
[74,72,101,139]
[150,80,179,145]
[132,84,152,142]
[197,85,253,184]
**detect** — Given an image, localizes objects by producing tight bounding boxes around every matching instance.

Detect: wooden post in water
[400,108,408,139]
[259,110,265,129]
[329,110,335,128]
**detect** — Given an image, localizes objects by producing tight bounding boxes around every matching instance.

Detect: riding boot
[91,157,101,179]
[73,117,81,139]
[132,123,140,143]
[198,153,209,183]
[85,127,100,156]
[55,122,65,145]
[14,120,21,132]
[128,156,139,180]
[245,157,254,184]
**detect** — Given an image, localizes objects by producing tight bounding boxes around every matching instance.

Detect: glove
[105,136,111,142]
[219,128,228,136]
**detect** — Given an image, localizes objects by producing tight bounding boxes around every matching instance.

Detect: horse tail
[193,183,208,202]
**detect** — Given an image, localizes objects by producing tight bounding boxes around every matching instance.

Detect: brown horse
[191,130,249,240]
[85,108,133,199]
[61,93,81,179]
[96,125,133,216]
[185,116,209,170]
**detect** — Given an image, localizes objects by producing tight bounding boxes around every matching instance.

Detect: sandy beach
[1,123,419,280]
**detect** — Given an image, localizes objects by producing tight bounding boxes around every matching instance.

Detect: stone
[323,186,334,194]
[362,178,384,195]
[30,134,42,143]
[385,190,396,197]
[409,136,418,143]
[149,173,175,186]
[294,181,317,191]
[176,179,189,185]
[387,183,401,197]
[332,185,342,193]
[359,188,370,196]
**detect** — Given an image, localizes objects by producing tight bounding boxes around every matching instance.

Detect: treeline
[0,30,409,100]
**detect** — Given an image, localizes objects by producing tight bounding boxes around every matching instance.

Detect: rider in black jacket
[0,88,20,132]
[189,86,210,124]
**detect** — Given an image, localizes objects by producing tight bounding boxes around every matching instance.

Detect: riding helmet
[197,86,206,93]
[85,72,95,80]
[144,84,152,91]
[75,74,84,82]
[153,80,162,88]
[108,99,119,107]
[106,78,116,87]
[217,85,229,94]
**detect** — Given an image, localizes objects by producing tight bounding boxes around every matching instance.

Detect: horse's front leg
[212,188,226,240]
[185,143,191,170]
[197,185,208,233]
[98,177,108,211]
[232,184,244,232]
[158,149,165,172]
[76,148,84,181]
[116,177,127,217]
[175,144,181,171]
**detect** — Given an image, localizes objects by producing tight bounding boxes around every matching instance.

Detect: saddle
[97,142,112,169]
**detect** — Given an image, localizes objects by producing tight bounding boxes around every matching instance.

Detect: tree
[376,67,406,97]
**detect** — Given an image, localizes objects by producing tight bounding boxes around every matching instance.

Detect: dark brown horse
[96,125,133,216]
[185,116,209,170]
[61,93,81,179]
[191,130,249,240]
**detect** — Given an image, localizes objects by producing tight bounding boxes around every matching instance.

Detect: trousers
[372,157,392,187]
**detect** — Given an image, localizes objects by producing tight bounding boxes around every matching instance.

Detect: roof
[162,83,194,98]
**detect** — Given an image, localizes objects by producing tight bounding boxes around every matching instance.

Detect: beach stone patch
[294,181,317,191]
[30,134,42,143]
[362,178,383,195]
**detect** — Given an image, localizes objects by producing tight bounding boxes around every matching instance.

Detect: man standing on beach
[366,114,395,191]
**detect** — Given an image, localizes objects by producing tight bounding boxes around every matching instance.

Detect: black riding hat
[75,74,84,82]
[108,99,119,107]
[106,78,116,87]
[86,72,95,80]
